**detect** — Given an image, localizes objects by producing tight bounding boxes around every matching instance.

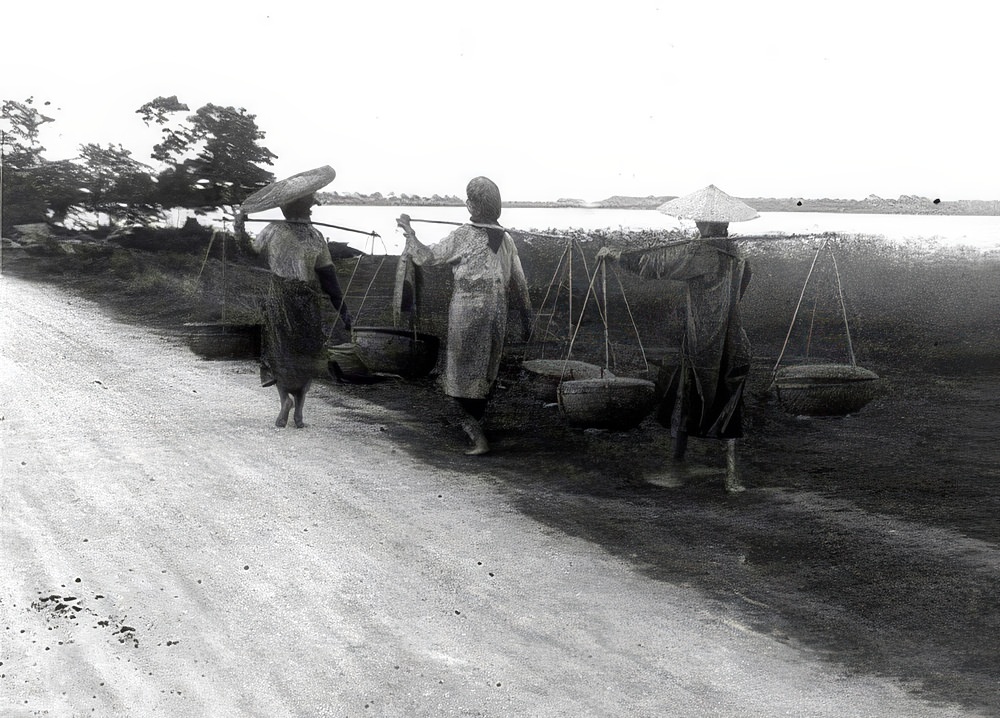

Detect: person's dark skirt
[261,276,326,391]
[655,358,749,440]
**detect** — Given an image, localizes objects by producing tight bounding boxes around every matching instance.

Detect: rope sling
[772,238,857,379]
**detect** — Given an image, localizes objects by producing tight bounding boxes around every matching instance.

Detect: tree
[1,97,57,232]
[1,97,54,168]
[30,160,89,226]
[137,97,276,212]
[78,143,159,226]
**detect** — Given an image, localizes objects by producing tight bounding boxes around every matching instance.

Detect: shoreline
[318,194,1000,217]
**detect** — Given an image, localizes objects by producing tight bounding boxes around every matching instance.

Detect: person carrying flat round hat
[236,165,352,429]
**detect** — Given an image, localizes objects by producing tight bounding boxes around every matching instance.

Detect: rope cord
[773,240,826,376]
[568,247,573,342]
[805,295,818,358]
[773,239,858,375]
[602,261,610,370]
[196,230,217,282]
[326,253,364,342]
[526,240,573,353]
[330,232,400,339]
[562,255,606,381]
[529,240,648,381]
[575,243,610,339]
[221,223,227,323]
[352,255,386,324]
[829,249,857,366]
[611,264,650,374]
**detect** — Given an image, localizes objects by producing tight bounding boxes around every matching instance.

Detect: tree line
[1,96,276,235]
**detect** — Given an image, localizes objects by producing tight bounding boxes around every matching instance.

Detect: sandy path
[0,274,974,717]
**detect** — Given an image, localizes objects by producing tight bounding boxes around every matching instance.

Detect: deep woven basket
[352,326,440,378]
[522,359,615,402]
[557,377,657,430]
[773,363,879,416]
[184,323,262,360]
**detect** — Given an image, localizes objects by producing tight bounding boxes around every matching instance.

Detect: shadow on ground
[327,357,1000,715]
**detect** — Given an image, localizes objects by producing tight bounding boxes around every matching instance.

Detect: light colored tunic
[407,225,530,399]
[252,222,334,282]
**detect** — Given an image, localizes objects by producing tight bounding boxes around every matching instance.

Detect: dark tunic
[623,238,752,439]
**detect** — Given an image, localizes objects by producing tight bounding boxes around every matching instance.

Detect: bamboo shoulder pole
[236,216,381,238]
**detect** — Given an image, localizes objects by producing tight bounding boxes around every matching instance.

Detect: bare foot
[276,395,293,427]
[464,440,491,456]
[646,472,685,488]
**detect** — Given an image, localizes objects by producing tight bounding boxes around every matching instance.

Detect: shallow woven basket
[773,363,879,416]
[557,377,657,431]
[327,342,386,384]
[352,326,440,378]
[522,359,615,402]
[184,322,261,360]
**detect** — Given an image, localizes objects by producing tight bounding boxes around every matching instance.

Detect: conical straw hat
[239,165,337,214]
[656,184,759,222]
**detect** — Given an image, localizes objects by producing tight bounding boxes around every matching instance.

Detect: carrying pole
[237,216,380,240]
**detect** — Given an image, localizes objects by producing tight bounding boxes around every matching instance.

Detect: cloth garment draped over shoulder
[622,238,752,439]
[407,224,530,399]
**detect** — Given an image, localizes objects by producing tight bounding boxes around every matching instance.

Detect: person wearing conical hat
[396,177,533,455]
[601,185,758,493]
[237,166,352,429]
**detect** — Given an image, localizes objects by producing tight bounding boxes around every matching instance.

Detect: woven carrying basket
[352,326,440,378]
[773,363,879,416]
[184,322,261,360]
[557,377,657,430]
[772,240,880,417]
[522,359,615,402]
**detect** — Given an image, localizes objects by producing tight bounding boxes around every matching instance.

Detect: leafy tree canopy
[78,143,160,226]
[138,97,276,211]
[3,94,278,232]
[1,97,56,170]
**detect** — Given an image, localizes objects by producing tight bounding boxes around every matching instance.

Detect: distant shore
[318,191,1000,216]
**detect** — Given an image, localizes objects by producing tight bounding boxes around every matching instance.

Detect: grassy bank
[4,227,998,378]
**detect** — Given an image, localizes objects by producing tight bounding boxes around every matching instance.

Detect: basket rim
[352,326,439,342]
[559,377,656,389]
[774,363,879,382]
[522,359,615,379]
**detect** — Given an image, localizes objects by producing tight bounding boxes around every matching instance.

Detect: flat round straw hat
[656,184,759,223]
[239,165,337,214]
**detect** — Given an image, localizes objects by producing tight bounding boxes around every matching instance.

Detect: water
[212,205,1000,255]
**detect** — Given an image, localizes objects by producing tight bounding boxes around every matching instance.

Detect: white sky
[4,0,997,202]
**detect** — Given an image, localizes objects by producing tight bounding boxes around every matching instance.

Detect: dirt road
[0,273,994,717]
